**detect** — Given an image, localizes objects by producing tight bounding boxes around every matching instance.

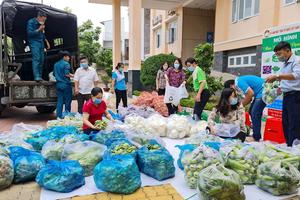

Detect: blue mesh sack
[36,160,85,193]
[175,144,197,170]
[93,155,141,194]
[90,129,125,146]
[137,140,175,181]
[26,126,80,151]
[104,139,137,159]
[9,146,45,183]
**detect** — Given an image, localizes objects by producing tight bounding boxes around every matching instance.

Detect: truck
[0,0,78,116]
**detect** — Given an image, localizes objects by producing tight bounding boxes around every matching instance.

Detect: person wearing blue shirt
[224,75,266,141]
[27,11,50,82]
[111,63,127,111]
[266,41,300,146]
[53,51,73,119]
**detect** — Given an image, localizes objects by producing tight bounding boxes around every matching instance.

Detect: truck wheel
[0,104,5,116]
[36,105,56,114]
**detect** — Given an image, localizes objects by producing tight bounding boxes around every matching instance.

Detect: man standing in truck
[27,11,50,82]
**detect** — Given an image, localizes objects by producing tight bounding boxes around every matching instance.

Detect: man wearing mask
[224,75,265,142]
[74,56,99,114]
[54,51,73,119]
[27,11,50,82]
[185,58,210,121]
[266,41,300,146]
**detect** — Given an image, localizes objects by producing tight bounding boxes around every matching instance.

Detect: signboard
[261,23,300,111]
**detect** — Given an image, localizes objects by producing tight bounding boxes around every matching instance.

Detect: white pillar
[112,0,121,68]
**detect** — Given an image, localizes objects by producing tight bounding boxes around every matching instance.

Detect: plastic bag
[262,81,281,105]
[183,145,224,189]
[256,161,300,195]
[144,114,167,137]
[62,141,106,176]
[137,141,175,181]
[104,139,137,159]
[126,133,166,148]
[90,129,126,146]
[166,115,191,139]
[41,140,64,161]
[119,105,156,118]
[0,135,33,150]
[198,164,245,200]
[215,123,241,138]
[36,160,85,192]
[26,126,80,151]
[0,156,14,190]
[164,85,189,106]
[108,110,123,121]
[9,146,45,183]
[220,141,259,184]
[189,120,208,136]
[184,131,223,146]
[11,123,43,139]
[175,144,197,170]
[93,155,141,194]
[47,114,82,130]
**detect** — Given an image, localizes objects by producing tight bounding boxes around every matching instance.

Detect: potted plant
[101,75,111,92]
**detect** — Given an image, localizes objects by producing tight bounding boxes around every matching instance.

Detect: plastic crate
[264,117,285,144]
[245,112,252,127]
[267,99,283,110]
[268,108,283,118]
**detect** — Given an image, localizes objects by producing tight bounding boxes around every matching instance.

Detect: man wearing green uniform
[186,58,210,120]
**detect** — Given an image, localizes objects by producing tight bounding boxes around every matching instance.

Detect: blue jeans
[30,42,44,81]
[56,83,72,119]
[249,98,266,141]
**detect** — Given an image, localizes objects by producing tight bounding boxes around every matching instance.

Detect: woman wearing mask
[207,88,247,142]
[165,58,186,115]
[111,63,127,111]
[82,87,113,134]
[156,62,169,95]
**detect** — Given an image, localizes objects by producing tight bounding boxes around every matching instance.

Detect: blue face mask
[94,98,102,105]
[80,63,88,68]
[174,63,180,69]
[230,97,238,105]
[188,66,195,72]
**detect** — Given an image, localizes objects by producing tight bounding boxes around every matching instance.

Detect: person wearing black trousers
[111,63,127,112]
[156,62,169,96]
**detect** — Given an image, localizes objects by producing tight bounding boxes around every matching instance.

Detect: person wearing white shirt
[74,56,99,114]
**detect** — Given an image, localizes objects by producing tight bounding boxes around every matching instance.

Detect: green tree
[96,48,113,77]
[63,7,72,13]
[78,20,101,63]
[140,53,177,88]
[194,43,223,95]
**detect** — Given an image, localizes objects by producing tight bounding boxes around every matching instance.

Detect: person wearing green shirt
[186,57,210,120]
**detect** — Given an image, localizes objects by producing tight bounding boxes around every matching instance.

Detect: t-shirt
[74,67,99,94]
[112,71,126,90]
[82,99,107,130]
[236,75,265,99]
[166,67,185,87]
[53,59,71,85]
[193,66,208,92]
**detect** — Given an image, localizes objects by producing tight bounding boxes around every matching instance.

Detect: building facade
[214,0,300,76]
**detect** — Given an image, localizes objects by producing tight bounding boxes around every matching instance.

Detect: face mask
[230,97,238,105]
[80,63,88,68]
[188,66,195,72]
[174,63,180,69]
[94,98,102,105]
[119,68,124,73]
[277,56,286,62]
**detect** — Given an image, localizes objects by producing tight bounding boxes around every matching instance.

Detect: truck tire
[36,105,56,114]
[0,104,5,116]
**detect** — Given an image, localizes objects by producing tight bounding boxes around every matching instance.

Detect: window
[232,0,260,22]
[156,29,161,48]
[167,21,177,44]
[284,0,296,5]
[228,53,256,68]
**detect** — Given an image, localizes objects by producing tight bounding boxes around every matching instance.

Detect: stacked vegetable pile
[182,145,224,188]
[94,120,108,130]
[62,141,106,176]
[104,139,137,159]
[151,95,169,117]
[220,142,259,184]
[47,113,82,130]
[137,140,175,181]
[262,81,281,105]
[198,164,246,200]
[256,160,300,195]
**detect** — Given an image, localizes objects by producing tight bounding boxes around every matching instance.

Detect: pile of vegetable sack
[262,81,281,105]
[151,95,169,117]
[47,114,82,130]
[94,155,141,194]
[166,115,191,139]
[184,131,222,146]
[90,129,126,146]
[182,145,224,188]
[119,105,156,119]
[256,160,300,195]
[176,144,197,170]
[137,140,175,181]
[220,141,259,184]
[104,139,137,159]
[9,146,45,183]
[133,91,157,107]
[36,160,85,193]
[198,164,246,200]
[144,114,167,137]
[61,141,106,176]
[0,149,14,190]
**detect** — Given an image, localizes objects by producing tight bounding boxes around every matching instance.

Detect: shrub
[140,54,177,88]
[96,49,113,77]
